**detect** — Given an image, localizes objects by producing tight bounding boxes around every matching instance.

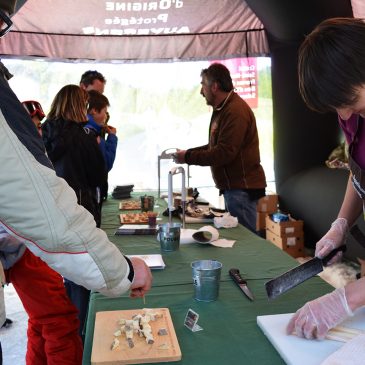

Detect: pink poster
[210,58,258,109]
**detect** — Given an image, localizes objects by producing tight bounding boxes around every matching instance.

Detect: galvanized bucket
[191,260,222,301]
[158,223,181,252]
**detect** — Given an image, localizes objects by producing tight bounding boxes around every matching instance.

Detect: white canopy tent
[1,0,364,62]
[2,0,365,255]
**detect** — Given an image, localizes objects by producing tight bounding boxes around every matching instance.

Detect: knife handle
[229,268,246,284]
[322,245,346,266]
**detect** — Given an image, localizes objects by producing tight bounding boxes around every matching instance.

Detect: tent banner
[83,0,262,36]
[11,0,264,36]
[1,0,269,61]
[210,58,258,108]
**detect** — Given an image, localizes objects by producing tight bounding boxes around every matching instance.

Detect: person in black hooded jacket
[42,84,107,227]
[42,84,108,337]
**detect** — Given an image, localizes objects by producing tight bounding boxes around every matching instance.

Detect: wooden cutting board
[91,308,181,365]
[119,201,141,210]
[120,213,149,224]
[257,307,365,365]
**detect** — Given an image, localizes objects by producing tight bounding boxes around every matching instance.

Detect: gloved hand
[315,218,348,263]
[286,287,353,340]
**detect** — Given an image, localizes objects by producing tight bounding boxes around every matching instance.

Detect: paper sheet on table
[210,239,235,248]
[127,254,166,269]
[321,334,365,365]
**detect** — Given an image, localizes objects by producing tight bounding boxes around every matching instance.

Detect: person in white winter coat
[0,0,152,363]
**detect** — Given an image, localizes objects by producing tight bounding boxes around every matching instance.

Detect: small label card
[184,308,203,332]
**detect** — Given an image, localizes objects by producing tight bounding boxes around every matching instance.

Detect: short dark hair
[87,90,110,113]
[201,63,234,92]
[298,17,365,113]
[80,70,106,87]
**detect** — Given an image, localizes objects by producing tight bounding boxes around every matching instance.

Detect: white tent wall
[2,0,274,210]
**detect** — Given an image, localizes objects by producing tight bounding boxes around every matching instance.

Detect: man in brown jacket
[174,63,266,233]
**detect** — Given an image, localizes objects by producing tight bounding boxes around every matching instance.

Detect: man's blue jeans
[223,189,257,233]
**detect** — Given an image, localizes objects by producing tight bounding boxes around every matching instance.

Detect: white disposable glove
[286,287,353,340]
[315,218,348,263]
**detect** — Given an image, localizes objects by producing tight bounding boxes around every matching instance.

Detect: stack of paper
[115,225,157,235]
[127,254,166,270]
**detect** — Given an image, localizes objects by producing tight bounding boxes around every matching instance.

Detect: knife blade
[229,268,254,301]
[265,245,346,300]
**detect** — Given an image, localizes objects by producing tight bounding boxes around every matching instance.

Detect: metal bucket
[158,223,181,252]
[191,260,222,301]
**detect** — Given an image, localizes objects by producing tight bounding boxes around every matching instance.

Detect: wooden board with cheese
[91,308,181,365]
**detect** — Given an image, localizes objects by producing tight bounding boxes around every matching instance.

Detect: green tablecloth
[83,195,332,365]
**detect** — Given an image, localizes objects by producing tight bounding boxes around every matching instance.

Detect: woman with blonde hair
[42,85,106,223]
[42,85,107,338]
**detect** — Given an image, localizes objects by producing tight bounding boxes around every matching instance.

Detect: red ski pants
[5,248,83,365]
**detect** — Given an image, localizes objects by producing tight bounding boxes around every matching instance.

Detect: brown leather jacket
[185,92,266,191]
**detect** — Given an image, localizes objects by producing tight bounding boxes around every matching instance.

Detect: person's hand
[286,287,353,340]
[128,257,152,298]
[173,149,186,164]
[315,218,348,264]
[105,125,117,135]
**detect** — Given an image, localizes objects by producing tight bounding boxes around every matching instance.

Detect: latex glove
[286,287,353,340]
[315,218,348,263]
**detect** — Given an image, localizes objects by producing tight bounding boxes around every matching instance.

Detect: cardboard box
[256,212,268,231]
[257,193,278,213]
[266,229,304,258]
[265,215,303,237]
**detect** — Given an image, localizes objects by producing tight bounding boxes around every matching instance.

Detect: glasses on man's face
[22,100,46,120]
[0,9,13,38]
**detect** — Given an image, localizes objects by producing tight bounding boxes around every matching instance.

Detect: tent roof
[1,0,363,62]
[1,0,269,62]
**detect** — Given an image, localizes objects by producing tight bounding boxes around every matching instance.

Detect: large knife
[265,245,346,300]
[229,268,254,301]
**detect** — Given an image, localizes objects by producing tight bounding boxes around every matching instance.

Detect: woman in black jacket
[42,84,107,338]
[42,84,107,227]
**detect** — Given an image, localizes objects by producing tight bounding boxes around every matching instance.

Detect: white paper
[192,226,219,243]
[321,334,365,365]
[180,229,200,244]
[127,254,166,270]
[162,225,234,247]
[210,239,235,248]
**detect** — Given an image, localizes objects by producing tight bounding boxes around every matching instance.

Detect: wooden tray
[119,201,141,210]
[91,308,181,365]
[120,213,149,224]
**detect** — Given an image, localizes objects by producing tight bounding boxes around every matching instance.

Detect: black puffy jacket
[42,118,107,223]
